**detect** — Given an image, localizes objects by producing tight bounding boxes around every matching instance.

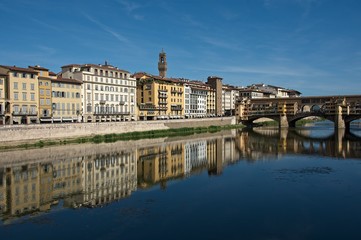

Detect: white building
[61,63,137,122]
[184,140,207,175]
[80,151,137,207]
[183,81,208,118]
[222,85,240,116]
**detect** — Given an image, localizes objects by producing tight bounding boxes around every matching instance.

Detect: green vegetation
[295,117,326,126]
[0,124,244,151]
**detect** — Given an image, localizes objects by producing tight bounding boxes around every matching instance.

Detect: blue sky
[0,0,360,96]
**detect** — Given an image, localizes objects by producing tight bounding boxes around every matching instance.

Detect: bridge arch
[301,104,323,113]
[242,115,280,127]
[288,112,334,128]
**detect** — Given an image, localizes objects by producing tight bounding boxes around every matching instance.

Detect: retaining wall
[0,117,236,145]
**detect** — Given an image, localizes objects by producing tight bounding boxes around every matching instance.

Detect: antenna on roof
[105,60,108,66]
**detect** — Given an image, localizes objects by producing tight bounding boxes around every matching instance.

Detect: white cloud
[82,13,130,44]
[182,14,205,28]
[116,0,144,20]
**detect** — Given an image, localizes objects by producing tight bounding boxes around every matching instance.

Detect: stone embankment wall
[0,117,236,145]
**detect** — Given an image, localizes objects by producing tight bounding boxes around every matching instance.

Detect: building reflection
[2,127,359,223]
[0,131,238,223]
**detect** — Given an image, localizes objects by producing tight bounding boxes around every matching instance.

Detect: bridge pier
[335,105,346,129]
[279,114,289,128]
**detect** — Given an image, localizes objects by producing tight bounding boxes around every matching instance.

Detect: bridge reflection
[236,127,361,160]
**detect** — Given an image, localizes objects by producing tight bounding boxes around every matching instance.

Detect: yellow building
[0,65,39,124]
[0,73,6,124]
[134,73,184,120]
[137,142,185,189]
[51,77,82,123]
[28,66,55,122]
[207,89,216,116]
[52,157,83,199]
[5,163,41,218]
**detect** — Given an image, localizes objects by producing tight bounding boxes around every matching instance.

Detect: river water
[1,124,361,239]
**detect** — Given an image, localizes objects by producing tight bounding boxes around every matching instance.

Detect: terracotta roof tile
[53,76,83,84]
[0,65,38,74]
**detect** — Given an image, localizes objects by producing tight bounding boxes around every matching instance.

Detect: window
[22,105,27,113]
[87,84,91,90]
[31,93,35,101]
[13,72,18,77]
[14,82,18,89]
[40,99,44,105]
[87,104,92,113]
[31,83,35,90]
[22,73,27,78]
[46,99,50,105]
[22,92,27,100]
[40,89,44,95]
[46,90,50,96]
[31,105,36,114]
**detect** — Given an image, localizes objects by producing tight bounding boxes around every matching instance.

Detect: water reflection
[1,126,360,224]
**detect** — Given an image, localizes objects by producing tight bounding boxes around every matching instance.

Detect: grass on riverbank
[0,124,244,151]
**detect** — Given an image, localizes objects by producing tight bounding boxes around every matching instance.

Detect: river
[1,124,361,239]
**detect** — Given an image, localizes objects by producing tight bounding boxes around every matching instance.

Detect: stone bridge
[235,95,361,129]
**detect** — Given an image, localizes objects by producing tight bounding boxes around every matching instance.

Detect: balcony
[158,94,167,99]
[12,111,38,116]
[157,106,168,111]
[158,89,167,93]
[119,101,125,105]
[159,102,167,105]
[171,105,183,111]
[94,111,130,116]
[139,104,156,110]
[99,100,106,104]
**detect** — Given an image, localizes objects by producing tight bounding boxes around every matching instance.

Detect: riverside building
[60,62,136,122]
[0,73,5,124]
[134,73,184,120]
[0,65,39,124]
[183,80,208,118]
[222,84,241,116]
[206,76,223,117]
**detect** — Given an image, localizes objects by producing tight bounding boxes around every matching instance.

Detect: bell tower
[158,49,167,78]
